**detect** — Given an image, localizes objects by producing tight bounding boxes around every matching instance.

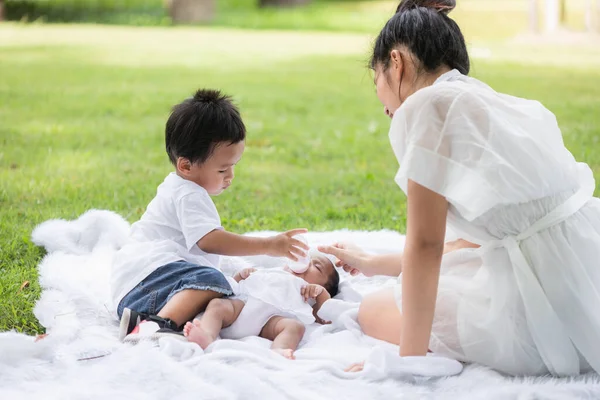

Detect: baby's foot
[183,319,214,349]
[273,348,295,360]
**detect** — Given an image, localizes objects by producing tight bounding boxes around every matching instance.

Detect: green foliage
[4,0,590,39]
[5,0,169,25]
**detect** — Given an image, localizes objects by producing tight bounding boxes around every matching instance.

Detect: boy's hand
[234,268,257,282]
[267,229,309,261]
[301,284,325,302]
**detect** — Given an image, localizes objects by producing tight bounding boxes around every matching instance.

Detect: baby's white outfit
[220,269,315,340]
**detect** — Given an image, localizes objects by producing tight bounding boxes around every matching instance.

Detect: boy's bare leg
[157,289,225,327]
[183,298,245,349]
[260,316,306,360]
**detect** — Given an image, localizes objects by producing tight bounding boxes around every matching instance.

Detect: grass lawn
[1,22,599,334]
[5,0,593,39]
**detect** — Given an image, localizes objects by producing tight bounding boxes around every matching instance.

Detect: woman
[319,0,600,376]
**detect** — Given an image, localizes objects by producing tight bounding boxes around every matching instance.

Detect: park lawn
[1,24,599,334]
[4,0,593,40]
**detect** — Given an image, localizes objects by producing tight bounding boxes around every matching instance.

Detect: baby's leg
[183,298,245,349]
[260,316,305,360]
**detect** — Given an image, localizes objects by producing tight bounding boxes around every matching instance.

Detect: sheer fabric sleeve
[389,87,504,221]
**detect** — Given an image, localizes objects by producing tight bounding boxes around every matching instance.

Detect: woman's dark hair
[370,0,470,75]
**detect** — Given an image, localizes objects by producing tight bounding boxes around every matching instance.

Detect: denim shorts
[116,260,233,319]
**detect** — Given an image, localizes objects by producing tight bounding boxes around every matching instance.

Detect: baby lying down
[183,254,339,359]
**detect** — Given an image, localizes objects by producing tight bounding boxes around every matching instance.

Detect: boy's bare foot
[183,319,214,349]
[273,348,295,360]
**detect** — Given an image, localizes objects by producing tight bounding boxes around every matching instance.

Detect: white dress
[390,70,600,376]
[220,269,315,340]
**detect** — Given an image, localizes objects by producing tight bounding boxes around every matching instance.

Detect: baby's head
[165,89,246,195]
[286,254,340,297]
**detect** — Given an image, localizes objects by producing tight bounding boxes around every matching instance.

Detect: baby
[183,253,339,359]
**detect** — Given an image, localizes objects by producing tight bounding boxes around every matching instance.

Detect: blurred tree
[167,0,214,23]
[529,0,539,32]
[545,0,559,32]
[597,0,600,32]
[259,0,311,7]
[585,0,592,31]
[0,0,4,21]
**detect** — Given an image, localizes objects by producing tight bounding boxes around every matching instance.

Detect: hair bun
[396,0,456,15]
[192,89,229,104]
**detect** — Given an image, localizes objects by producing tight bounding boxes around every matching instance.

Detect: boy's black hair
[324,266,340,298]
[165,89,246,165]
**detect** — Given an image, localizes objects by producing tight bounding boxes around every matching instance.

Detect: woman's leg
[260,316,306,360]
[357,287,402,345]
[183,298,245,348]
[343,288,403,372]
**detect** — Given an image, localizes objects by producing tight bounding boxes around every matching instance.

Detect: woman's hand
[443,238,480,254]
[317,242,375,276]
[266,229,309,261]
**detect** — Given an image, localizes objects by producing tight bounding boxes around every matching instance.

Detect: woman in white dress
[319,0,600,376]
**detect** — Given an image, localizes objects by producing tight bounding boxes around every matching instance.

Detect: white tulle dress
[220,269,315,340]
[391,69,600,376]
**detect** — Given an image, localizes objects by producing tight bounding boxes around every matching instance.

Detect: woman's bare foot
[273,348,295,360]
[183,319,214,349]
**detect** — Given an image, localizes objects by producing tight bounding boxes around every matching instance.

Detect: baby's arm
[301,284,331,325]
[233,267,256,282]
[197,229,308,259]
[313,291,331,324]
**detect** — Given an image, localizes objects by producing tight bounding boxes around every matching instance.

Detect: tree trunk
[597,0,600,32]
[259,0,311,8]
[168,0,214,24]
[585,0,592,31]
[529,0,539,32]
[545,0,560,32]
[0,0,5,22]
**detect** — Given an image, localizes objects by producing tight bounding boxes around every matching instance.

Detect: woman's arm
[365,253,404,276]
[318,224,476,278]
[317,243,403,277]
[400,179,448,356]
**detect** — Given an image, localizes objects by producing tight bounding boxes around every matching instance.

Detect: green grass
[1,24,600,334]
[5,0,592,39]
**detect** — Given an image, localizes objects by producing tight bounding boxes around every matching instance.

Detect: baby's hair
[165,89,246,166]
[324,264,340,297]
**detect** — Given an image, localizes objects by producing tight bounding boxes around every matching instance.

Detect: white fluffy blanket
[2,210,600,399]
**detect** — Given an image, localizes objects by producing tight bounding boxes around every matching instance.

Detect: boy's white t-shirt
[110,173,223,312]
